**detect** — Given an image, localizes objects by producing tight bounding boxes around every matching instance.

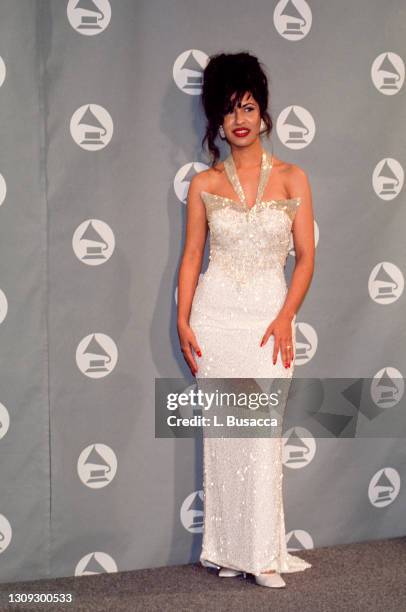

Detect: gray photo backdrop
[0,0,405,584]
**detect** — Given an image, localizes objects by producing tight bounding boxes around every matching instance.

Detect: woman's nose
[234,109,245,123]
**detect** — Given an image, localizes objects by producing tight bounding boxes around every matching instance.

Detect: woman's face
[222,91,262,146]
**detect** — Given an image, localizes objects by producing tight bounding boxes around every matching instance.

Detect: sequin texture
[189,149,312,576]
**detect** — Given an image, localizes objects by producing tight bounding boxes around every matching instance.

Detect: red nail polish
[197,351,202,357]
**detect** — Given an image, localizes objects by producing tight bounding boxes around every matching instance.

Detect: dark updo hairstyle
[201,51,273,168]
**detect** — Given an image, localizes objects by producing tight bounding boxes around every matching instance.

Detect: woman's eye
[224,105,254,116]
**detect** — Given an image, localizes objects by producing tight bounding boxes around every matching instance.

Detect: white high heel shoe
[218,567,247,578]
[255,572,286,588]
[201,559,220,570]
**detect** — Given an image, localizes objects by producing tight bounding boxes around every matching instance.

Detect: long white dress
[189,148,312,576]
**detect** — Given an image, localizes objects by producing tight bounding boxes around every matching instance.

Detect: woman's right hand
[177,320,202,376]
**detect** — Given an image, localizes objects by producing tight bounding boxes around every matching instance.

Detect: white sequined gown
[189,148,311,576]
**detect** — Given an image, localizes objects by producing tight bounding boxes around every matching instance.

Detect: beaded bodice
[200,149,301,286]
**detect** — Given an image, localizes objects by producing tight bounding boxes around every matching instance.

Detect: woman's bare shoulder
[272,156,305,175]
[274,157,309,197]
[190,160,225,193]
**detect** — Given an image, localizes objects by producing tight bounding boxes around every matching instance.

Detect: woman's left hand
[260,313,295,368]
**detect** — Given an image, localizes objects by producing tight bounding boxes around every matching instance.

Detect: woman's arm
[260,165,315,368]
[177,172,209,375]
[279,165,315,319]
[177,173,209,325]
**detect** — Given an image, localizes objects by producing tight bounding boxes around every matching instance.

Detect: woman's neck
[229,141,264,169]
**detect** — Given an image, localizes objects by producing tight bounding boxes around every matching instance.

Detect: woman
[177,52,315,588]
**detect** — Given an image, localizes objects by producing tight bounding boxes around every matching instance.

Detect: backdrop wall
[0,0,405,583]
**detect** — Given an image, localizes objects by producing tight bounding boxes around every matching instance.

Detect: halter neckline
[223,149,273,211]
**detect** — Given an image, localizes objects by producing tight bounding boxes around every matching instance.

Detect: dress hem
[200,552,312,576]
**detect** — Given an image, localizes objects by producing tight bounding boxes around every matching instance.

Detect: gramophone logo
[293,322,317,365]
[372,158,404,201]
[67,0,111,35]
[286,529,313,552]
[371,52,405,95]
[181,490,204,533]
[368,262,404,304]
[283,427,315,468]
[174,161,209,203]
[75,551,117,576]
[289,219,318,256]
[0,403,10,440]
[368,467,400,507]
[76,333,118,378]
[274,0,312,40]
[73,219,115,265]
[0,288,8,325]
[276,106,315,149]
[175,273,204,306]
[70,104,113,150]
[0,514,12,554]
[0,173,6,207]
[0,56,5,88]
[77,443,117,488]
[371,367,404,409]
[173,50,209,95]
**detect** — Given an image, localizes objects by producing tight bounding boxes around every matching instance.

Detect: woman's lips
[233,129,250,137]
